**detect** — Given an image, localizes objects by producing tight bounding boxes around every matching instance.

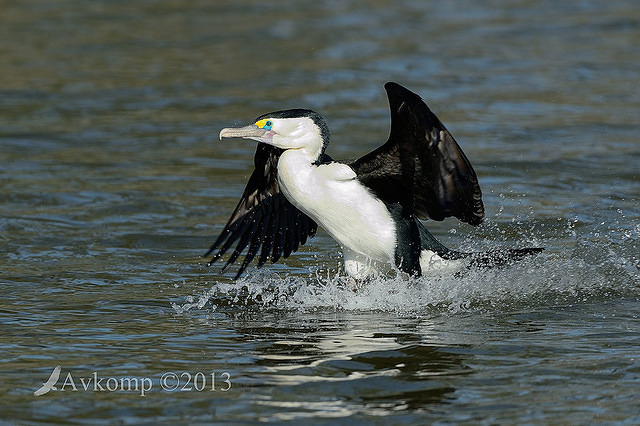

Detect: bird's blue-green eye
[264,120,273,130]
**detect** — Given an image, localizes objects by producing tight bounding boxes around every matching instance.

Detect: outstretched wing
[205,143,318,278]
[349,82,484,226]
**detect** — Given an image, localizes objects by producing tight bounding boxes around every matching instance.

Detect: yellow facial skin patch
[255,119,272,129]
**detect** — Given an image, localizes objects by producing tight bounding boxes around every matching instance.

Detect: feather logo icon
[34,365,61,396]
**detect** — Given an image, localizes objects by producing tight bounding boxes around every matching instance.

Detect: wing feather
[205,143,318,277]
[258,210,278,267]
[350,82,484,226]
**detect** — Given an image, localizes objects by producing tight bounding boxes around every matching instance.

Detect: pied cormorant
[206,82,542,279]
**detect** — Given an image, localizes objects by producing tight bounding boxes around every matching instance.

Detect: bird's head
[219,109,330,159]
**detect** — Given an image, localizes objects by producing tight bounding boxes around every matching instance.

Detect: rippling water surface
[2,0,639,423]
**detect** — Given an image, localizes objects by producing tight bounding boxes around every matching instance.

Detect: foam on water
[173,230,639,316]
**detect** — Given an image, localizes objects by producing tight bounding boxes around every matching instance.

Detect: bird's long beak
[219,124,270,141]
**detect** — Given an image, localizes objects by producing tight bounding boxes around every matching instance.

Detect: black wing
[349,82,484,226]
[205,143,318,278]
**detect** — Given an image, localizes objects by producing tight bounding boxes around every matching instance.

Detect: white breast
[277,150,397,264]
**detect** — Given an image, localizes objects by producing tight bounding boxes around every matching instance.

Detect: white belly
[277,151,397,265]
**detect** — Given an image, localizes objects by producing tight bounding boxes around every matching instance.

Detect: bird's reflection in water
[229,315,471,412]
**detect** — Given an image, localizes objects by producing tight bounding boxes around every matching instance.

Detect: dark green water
[2,0,639,423]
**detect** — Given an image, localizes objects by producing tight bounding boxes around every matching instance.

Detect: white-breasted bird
[206,82,542,279]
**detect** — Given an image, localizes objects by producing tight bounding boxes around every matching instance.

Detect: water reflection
[229,315,469,417]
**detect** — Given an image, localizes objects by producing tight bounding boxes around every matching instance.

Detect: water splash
[173,236,639,316]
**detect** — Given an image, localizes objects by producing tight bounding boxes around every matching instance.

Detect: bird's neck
[281,146,323,167]
[276,148,320,212]
[285,128,326,164]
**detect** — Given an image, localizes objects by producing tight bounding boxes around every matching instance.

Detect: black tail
[467,247,545,268]
[417,221,544,268]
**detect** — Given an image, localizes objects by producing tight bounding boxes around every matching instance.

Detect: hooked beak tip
[219,127,231,140]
